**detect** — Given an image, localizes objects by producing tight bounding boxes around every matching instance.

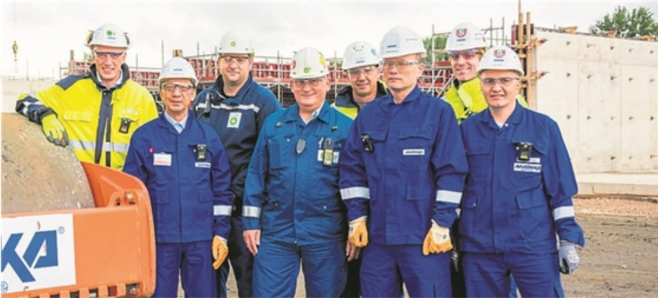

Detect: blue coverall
[339,86,468,297]
[193,74,281,297]
[124,112,233,297]
[243,102,352,297]
[460,105,585,297]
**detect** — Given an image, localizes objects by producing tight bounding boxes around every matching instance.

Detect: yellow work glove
[348,216,368,248]
[212,235,228,270]
[422,220,453,255]
[41,114,68,147]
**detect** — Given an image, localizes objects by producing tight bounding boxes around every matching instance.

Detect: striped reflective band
[197,102,260,113]
[436,190,462,204]
[69,140,130,154]
[552,206,575,221]
[340,187,370,200]
[243,206,261,218]
[214,205,233,216]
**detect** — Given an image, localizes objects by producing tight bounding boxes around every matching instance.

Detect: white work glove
[558,240,580,275]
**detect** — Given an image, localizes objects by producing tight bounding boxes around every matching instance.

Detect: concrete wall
[533,31,658,173]
[2,78,57,113]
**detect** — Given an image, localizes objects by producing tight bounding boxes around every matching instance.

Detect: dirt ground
[185,197,658,297]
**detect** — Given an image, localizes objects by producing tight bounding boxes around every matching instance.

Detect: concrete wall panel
[535,30,657,174]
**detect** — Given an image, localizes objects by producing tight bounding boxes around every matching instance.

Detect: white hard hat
[445,22,488,51]
[85,23,130,49]
[342,41,380,70]
[379,26,426,59]
[477,45,524,76]
[218,30,254,54]
[158,57,199,86]
[290,47,329,79]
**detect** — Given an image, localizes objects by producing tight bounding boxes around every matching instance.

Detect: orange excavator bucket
[2,162,156,297]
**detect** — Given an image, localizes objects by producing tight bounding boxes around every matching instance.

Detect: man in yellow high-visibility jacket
[16,23,157,170]
[444,22,528,125]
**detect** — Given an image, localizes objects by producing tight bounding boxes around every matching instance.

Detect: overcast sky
[1,0,656,79]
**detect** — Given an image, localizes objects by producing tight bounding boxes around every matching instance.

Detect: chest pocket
[510,138,547,190]
[115,110,140,136]
[188,143,213,184]
[268,133,294,170]
[63,111,93,122]
[396,128,431,171]
[314,134,345,167]
[465,140,491,184]
[146,146,176,186]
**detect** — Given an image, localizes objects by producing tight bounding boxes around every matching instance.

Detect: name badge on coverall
[153,153,172,166]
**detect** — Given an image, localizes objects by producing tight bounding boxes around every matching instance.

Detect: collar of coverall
[480,101,525,126]
[210,73,255,104]
[283,101,331,124]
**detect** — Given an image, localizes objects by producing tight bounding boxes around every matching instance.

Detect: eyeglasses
[292,78,324,88]
[162,83,195,93]
[94,51,124,60]
[382,60,421,69]
[448,49,480,60]
[221,55,251,64]
[481,77,520,86]
[347,66,379,76]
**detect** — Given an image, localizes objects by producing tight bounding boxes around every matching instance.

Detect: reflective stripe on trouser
[153,241,215,298]
[216,216,255,298]
[253,239,347,298]
[360,242,451,298]
[463,252,564,298]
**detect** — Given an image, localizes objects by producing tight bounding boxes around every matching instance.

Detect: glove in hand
[423,220,453,255]
[559,240,580,274]
[41,114,68,147]
[348,216,368,248]
[212,235,228,270]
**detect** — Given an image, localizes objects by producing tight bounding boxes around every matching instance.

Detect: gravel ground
[178,197,658,297]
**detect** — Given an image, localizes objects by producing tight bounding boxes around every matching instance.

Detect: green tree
[422,35,448,65]
[591,6,658,38]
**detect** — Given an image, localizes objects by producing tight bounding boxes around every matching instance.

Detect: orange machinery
[1,162,156,298]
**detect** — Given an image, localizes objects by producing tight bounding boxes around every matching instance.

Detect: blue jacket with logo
[242,102,353,245]
[124,112,233,243]
[339,86,468,245]
[193,74,281,216]
[459,105,585,253]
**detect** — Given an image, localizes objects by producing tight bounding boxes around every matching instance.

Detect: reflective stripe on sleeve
[552,206,575,221]
[340,187,370,200]
[243,206,261,218]
[435,190,462,204]
[213,205,233,216]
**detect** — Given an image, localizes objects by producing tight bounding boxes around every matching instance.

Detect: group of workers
[16,21,585,298]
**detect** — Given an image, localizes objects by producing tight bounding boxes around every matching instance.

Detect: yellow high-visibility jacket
[445,77,528,124]
[16,64,158,170]
[332,80,388,119]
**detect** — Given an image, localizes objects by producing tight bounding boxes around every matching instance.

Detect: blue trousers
[360,242,452,298]
[216,215,254,297]
[153,241,215,298]
[463,252,565,298]
[253,239,347,297]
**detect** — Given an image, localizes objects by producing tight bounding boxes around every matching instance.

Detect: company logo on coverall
[1,214,76,294]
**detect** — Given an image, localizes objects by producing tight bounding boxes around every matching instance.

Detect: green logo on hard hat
[106,30,115,36]
[231,41,236,47]
[304,67,310,73]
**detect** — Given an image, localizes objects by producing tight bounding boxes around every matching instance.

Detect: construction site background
[2,21,657,190]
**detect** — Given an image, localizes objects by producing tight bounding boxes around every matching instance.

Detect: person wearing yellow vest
[444,22,528,125]
[444,22,523,298]
[332,41,387,120]
[15,23,158,170]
